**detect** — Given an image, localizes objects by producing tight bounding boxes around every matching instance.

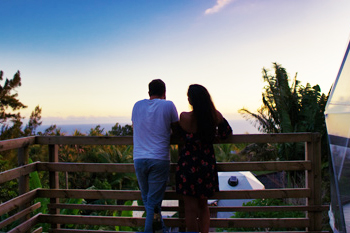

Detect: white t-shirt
[132,99,179,161]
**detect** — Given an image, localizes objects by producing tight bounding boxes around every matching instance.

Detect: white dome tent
[211,171,265,218]
[325,38,350,233]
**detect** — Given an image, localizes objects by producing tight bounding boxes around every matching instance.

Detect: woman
[176,84,232,233]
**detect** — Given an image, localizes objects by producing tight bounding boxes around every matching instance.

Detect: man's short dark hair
[149,79,166,96]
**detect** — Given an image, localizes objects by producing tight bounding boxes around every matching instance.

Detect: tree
[0,70,26,139]
[239,63,330,202]
[108,123,133,136]
[0,70,47,139]
[239,63,328,161]
[24,105,42,136]
[0,71,26,124]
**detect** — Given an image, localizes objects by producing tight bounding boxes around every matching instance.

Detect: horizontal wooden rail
[49,230,329,233]
[0,162,39,184]
[0,202,41,229]
[47,203,180,212]
[209,205,329,212]
[211,188,310,199]
[39,215,149,228]
[0,133,320,153]
[0,189,38,216]
[211,217,310,228]
[7,213,41,233]
[39,214,310,228]
[36,162,136,173]
[37,188,310,200]
[35,133,318,146]
[36,161,311,173]
[217,161,312,171]
[49,230,133,233]
[220,133,317,144]
[32,227,43,233]
[35,136,134,145]
[48,203,329,213]
[0,136,35,152]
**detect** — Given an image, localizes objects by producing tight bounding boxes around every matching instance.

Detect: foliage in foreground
[239,63,330,202]
[218,198,305,232]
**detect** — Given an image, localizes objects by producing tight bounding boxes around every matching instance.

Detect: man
[132,79,179,232]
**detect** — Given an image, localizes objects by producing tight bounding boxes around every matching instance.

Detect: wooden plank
[312,134,323,231]
[214,232,329,233]
[47,203,145,211]
[49,230,330,233]
[305,134,323,231]
[35,133,315,146]
[17,146,31,232]
[49,144,60,230]
[220,133,314,144]
[37,189,143,200]
[7,213,40,233]
[0,133,315,151]
[209,205,329,213]
[47,203,328,213]
[18,146,30,196]
[0,162,38,184]
[37,188,310,200]
[0,189,38,216]
[39,214,147,227]
[36,162,136,173]
[216,161,312,171]
[39,214,309,228]
[32,227,43,233]
[36,136,134,145]
[47,203,181,212]
[0,202,41,229]
[212,232,328,233]
[211,188,310,199]
[210,217,310,228]
[49,230,133,233]
[0,136,35,152]
[36,161,311,173]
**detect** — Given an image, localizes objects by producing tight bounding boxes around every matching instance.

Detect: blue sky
[1,0,350,128]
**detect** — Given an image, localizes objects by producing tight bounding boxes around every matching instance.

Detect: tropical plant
[239,63,328,161]
[239,63,330,199]
[217,198,305,232]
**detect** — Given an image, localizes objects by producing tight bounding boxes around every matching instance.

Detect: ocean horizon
[36,119,260,135]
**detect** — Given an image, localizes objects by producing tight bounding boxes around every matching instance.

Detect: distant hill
[36,119,260,136]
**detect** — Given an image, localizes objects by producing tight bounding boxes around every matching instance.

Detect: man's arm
[171,121,180,135]
[170,121,180,143]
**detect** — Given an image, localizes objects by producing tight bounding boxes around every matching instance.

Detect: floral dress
[176,118,232,198]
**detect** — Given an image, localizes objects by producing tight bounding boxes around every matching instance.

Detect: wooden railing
[0,133,329,233]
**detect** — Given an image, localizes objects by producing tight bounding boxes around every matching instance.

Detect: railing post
[18,145,30,229]
[18,146,29,197]
[49,144,60,229]
[177,145,186,233]
[178,199,186,232]
[305,133,322,231]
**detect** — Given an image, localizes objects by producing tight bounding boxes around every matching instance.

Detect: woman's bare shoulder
[180,111,196,132]
[180,111,192,120]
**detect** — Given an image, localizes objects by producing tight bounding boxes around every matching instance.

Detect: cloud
[205,0,235,15]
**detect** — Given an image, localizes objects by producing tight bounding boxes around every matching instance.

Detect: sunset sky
[1,0,350,127]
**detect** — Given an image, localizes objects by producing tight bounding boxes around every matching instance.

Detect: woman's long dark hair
[188,84,218,143]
